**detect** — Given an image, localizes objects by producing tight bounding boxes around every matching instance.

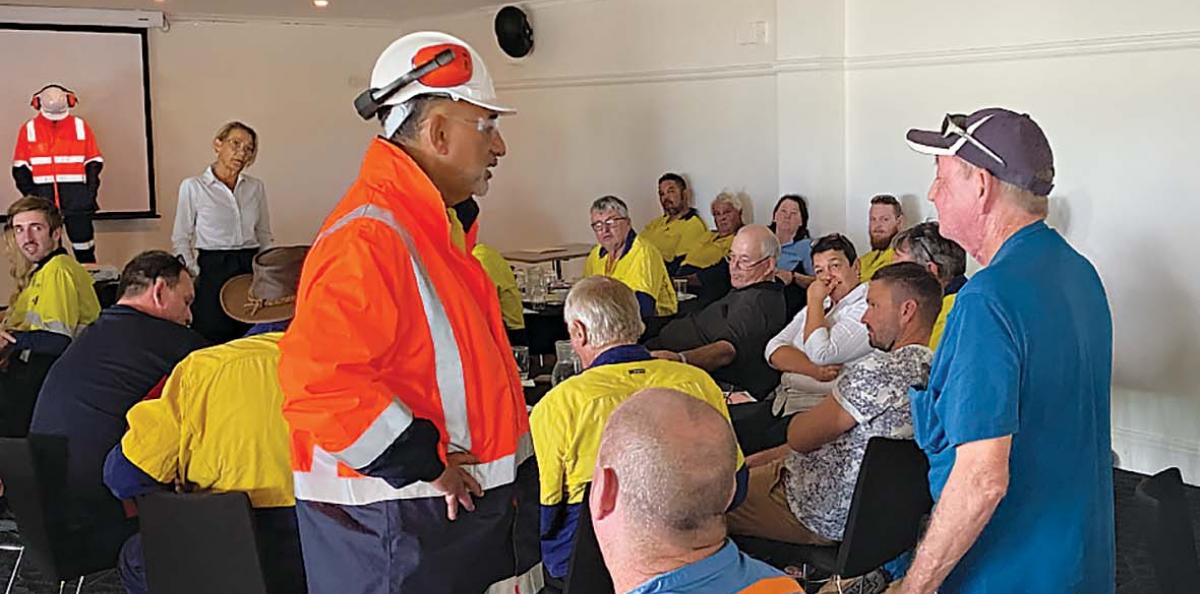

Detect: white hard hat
[367,31,515,136]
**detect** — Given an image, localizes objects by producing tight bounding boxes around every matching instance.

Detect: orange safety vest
[279,138,530,505]
[738,576,806,593]
[12,114,102,207]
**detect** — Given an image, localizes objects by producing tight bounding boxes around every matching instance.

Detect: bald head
[596,388,738,546]
[728,224,780,288]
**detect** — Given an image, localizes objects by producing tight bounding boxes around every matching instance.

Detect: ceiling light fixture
[313,0,329,7]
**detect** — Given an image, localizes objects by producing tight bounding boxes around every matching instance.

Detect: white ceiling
[3,0,506,21]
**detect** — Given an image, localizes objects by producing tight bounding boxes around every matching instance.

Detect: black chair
[563,484,614,594]
[0,436,120,594]
[137,491,271,594]
[1133,467,1200,594]
[735,437,932,587]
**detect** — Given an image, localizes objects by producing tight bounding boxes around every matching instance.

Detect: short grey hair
[597,389,738,547]
[563,276,645,348]
[891,221,967,283]
[957,158,1049,218]
[710,192,744,214]
[590,195,629,218]
[383,95,446,143]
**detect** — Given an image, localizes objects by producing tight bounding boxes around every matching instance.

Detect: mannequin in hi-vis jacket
[12,84,104,263]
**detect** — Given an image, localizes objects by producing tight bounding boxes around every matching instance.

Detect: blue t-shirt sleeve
[936,293,1021,446]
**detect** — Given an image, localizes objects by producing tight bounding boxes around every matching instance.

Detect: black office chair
[137,491,271,594]
[0,436,121,594]
[735,437,932,590]
[1133,467,1200,594]
[562,484,614,594]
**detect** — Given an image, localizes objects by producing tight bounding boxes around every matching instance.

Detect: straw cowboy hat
[220,246,309,324]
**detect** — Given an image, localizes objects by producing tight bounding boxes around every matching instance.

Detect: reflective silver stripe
[25,121,35,142]
[316,204,472,457]
[23,311,74,338]
[85,156,103,164]
[294,434,531,504]
[74,117,85,140]
[13,160,29,169]
[32,175,54,184]
[333,399,415,469]
[53,155,84,164]
[55,174,85,183]
[29,157,52,165]
[71,240,95,250]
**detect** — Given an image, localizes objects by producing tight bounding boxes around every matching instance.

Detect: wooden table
[503,243,593,278]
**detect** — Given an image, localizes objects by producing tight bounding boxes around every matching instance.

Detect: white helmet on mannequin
[358,31,515,137]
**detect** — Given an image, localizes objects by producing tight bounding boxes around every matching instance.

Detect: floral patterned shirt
[784,344,933,540]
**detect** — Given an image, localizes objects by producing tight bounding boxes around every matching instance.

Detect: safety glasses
[941,113,1006,166]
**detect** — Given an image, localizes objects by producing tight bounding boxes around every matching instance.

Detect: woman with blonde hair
[171,121,272,342]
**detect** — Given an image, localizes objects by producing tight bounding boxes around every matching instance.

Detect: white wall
[401,0,785,247]
[9,0,1197,480]
[844,0,1200,481]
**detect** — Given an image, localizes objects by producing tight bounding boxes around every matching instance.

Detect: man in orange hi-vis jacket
[277,32,534,594]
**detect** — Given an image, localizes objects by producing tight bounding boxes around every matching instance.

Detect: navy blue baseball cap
[906,108,1055,197]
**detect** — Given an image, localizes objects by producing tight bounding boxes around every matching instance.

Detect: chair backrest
[0,435,116,581]
[835,437,932,577]
[138,491,269,594]
[563,483,615,594]
[1134,467,1200,593]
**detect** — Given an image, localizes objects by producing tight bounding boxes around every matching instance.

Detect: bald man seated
[592,388,804,594]
[646,225,789,399]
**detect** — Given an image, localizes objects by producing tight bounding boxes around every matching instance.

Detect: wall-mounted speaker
[494,5,533,59]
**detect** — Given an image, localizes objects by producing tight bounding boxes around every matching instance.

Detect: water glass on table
[512,345,530,382]
[673,278,689,297]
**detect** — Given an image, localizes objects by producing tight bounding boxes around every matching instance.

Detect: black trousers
[63,212,96,264]
[192,248,256,343]
[0,352,59,437]
[729,400,794,455]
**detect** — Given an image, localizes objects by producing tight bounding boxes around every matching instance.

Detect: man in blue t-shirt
[900,108,1114,594]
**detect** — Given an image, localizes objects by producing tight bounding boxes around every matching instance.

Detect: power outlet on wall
[736,20,769,46]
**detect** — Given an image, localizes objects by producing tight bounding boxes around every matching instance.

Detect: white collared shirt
[765,281,872,367]
[171,166,272,274]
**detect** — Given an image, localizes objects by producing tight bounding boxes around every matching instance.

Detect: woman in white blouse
[171,121,271,342]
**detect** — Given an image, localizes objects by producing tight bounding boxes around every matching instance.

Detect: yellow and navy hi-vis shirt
[471,243,525,331]
[640,208,710,265]
[7,248,99,338]
[681,230,736,269]
[583,231,677,316]
[120,332,295,508]
[529,344,745,578]
[929,275,967,351]
[858,247,895,283]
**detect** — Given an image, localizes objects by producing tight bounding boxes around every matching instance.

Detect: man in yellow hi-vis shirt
[641,173,709,273]
[583,195,676,317]
[530,276,745,592]
[0,196,98,436]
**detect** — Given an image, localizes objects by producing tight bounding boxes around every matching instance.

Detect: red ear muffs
[413,44,473,88]
[30,85,78,110]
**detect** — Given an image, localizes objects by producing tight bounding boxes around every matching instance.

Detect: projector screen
[0,24,155,219]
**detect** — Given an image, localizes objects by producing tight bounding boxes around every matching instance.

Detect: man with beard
[641,172,709,273]
[859,194,905,283]
[728,263,940,594]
